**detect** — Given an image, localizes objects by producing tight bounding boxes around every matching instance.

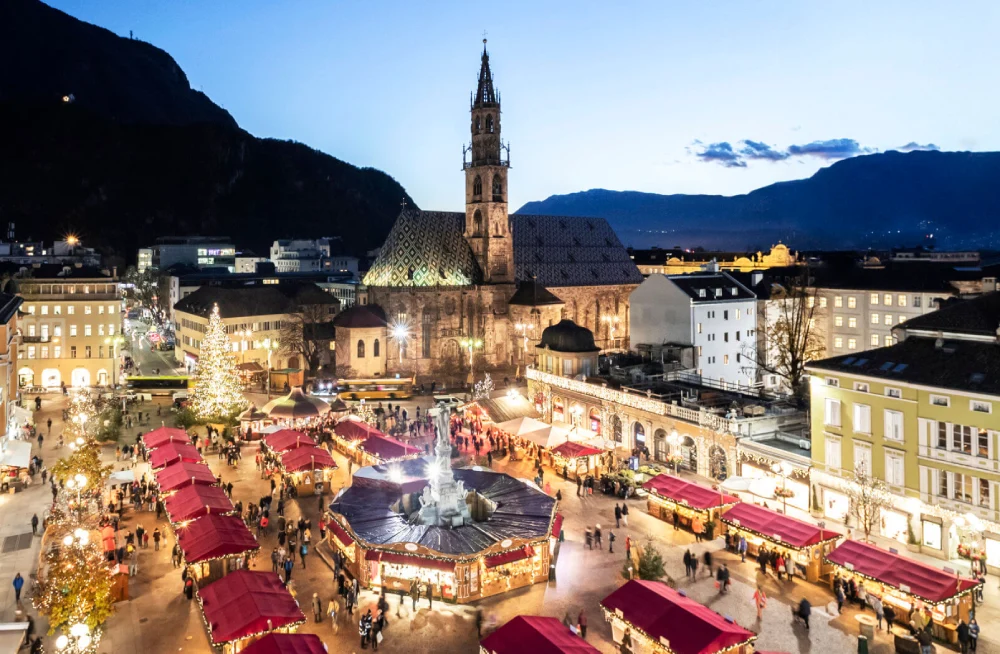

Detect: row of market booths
[490,416,612,480]
[142,426,323,654]
[641,473,980,646]
[330,416,422,466]
[257,429,338,495]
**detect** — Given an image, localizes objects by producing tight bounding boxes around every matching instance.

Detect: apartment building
[807,292,1000,570]
[0,292,25,438]
[140,236,236,272]
[15,268,122,389]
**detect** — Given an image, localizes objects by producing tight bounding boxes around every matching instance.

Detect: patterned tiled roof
[363,210,643,288]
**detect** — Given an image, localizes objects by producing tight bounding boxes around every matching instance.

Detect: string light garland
[473,373,495,401]
[823,556,982,606]
[738,451,811,480]
[190,303,249,422]
[600,605,757,654]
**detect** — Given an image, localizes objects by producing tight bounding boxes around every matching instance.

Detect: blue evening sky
[47,1,999,212]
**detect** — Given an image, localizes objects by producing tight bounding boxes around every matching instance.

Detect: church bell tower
[464,39,513,284]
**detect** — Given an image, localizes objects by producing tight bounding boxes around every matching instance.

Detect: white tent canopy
[0,440,31,469]
[494,416,549,437]
[107,470,135,486]
[519,424,572,449]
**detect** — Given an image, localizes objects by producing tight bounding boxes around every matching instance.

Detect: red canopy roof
[826,539,980,604]
[149,442,203,469]
[328,520,354,546]
[600,580,756,654]
[481,616,601,654]
[280,446,337,473]
[163,484,234,523]
[721,503,841,550]
[364,549,454,571]
[641,475,741,511]
[360,433,421,462]
[177,514,259,564]
[142,427,190,449]
[551,441,604,458]
[334,417,381,442]
[155,461,218,493]
[241,634,327,654]
[262,430,317,452]
[485,545,535,569]
[198,570,304,645]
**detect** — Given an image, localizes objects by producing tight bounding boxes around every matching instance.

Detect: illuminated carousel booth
[331,416,381,457]
[642,475,740,535]
[176,513,260,584]
[356,432,422,467]
[480,615,600,654]
[278,446,337,496]
[328,406,558,604]
[155,461,219,494]
[601,580,757,654]
[238,405,269,437]
[149,441,204,469]
[262,429,316,453]
[262,387,330,425]
[240,633,327,654]
[720,502,841,582]
[550,441,606,480]
[197,570,305,654]
[164,483,235,525]
[141,426,191,449]
[825,539,980,646]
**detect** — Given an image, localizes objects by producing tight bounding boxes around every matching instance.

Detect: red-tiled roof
[480,616,600,654]
[177,514,259,564]
[155,461,217,492]
[197,570,304,645]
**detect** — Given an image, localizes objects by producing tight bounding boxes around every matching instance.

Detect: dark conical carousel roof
[508,280,563,307]
[538,319,599,353]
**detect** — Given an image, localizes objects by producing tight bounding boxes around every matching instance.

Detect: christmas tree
[190,304,247,421]
[35,531,115,639]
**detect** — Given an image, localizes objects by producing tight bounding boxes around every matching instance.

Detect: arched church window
[422,309,433,359]
[475,116,481,133]
[407,266,415,281]
[473,210,483,236]
[492,175,503,202]
[357,340,365,358]
[473,175,482,197]
[373,339,380,357]
[486,114,494,133]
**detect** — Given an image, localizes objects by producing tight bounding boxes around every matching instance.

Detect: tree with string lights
[190,304,248,422]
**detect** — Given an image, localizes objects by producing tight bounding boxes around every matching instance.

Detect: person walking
[312,593,323,623]
[672,510,679,531]
[585,527,593,550]
[283,557,294,584]
[752,585,767,620]
[299,542,308,568]
[410,579,419,611]
[691,516,704,542]
[30,514,38,536]
[594,525,603,550]
[608,531,616,554]
[703,550,713,577]
[621,503,629,526]
[152,528,161,551]
[372,610,385,650]
[969,617,980,652]
[328,596,340,630]
[957,619,970,654]
[578,609,588,639]
[426,581,434,609]
[271,548,280,573]
[12,573,24,602]
[835,583,845,614]
[870,594,884,630]
[738,536,747,562]
[614,504,622,528]
[172,543,182,568]
[184,575,194,600]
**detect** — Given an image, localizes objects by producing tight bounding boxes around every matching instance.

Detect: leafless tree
[845,464,892,541]
[281,303,334,378]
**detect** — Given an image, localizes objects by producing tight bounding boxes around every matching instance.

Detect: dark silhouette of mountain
[518,151,1000,250]
[0,0,414,260]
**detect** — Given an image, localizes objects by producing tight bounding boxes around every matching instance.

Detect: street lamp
[65,474,88,505]
[104,335,125,387]
[667,428,680,476]
[240,329,253,364]
[771,460,794,514]
[460,337,483,384]
[601,314,621,349]
[263,338,279,398]
[55,621,93,653]
[390,322,410,366]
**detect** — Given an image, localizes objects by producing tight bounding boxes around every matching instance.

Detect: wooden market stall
[197,570,305,654]
[825,540,980,646]
[356,432,422,466]
[641,475,740,536]
[240,634,327,654]
[480,615,600,654]
[154,461,219,494]
[601,580,757,654]
[176,513,260,584]
[237,405,269,438]
[550,441,605,480]
[0,439,32,492]
[278,446,337,495]
[163,483,235,525]
[331,417,381,457]
[261,387,329,423]
[720,502,841,582]
[149,442,204,469]
[261,429,317,453]
[141,426,191,450]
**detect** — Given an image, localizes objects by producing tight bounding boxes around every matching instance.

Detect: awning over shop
[359,433,421,462]
[480,616,600,654]
[364,549,455,572]
[826,539,980,605]
[0,440,32,469]
[262,429,316,452]
[280,446,337,473]
[197,570,305,646]
[142,426,191,450]
[155,461,218,493]
[494,416,549,437]
[9,404,33,426]
[334,417,381,442]
[164,484,235,523]
[551,441,604,459]
[721,503,841,550]
[177,514,259,564]
[149,442,203,469]
[641,475,741,511]
[106,470,135,486]
[241,634,327,654]
[600,580,756,654]
[485,545,535,569]
[328,520,354,546]
[519,424,571,449]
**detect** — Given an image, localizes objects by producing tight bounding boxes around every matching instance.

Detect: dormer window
[698,289,706,298]
[731,288,738,296]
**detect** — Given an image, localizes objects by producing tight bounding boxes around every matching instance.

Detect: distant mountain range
[517,150,1000,251]
[0,0,414,262]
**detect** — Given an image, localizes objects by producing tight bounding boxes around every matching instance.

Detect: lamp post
[390,323,410,366]
[65,473,88,505]
[601,314,620,350]
[240,329,253,364]
[104,335,125,387]
[667,428,680,476]
[772,460,793,514]
[55,620,93,654]
[460,337,483,385]
[263,338,279,398]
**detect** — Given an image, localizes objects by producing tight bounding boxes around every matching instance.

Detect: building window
[898,294,906,307]
[854,382,869,392]
[357,340,365,358]
[109,324,115,335]
[848,297,857,309]
[834,337,843,348]
[930,395,949,407]
[826,377,839,387]
[885,387,902,399]
[54,346,61,358]
[85,346,92,358]
[70,346,76,358]
[834,316,844,327]
[971,400,992,414]
[913,296,921,308]
[807,296,815,308]
[883,409,904,441]
[870,334,880,346]
[98,325,105,336]
[854,404,871,434]
[847,338,857,350]
[98,346,104,358]
[937,422,948,449]
[834,296,843,308]
[825,437,842,469]
[980,478,991,506]
[85,325,92,336]
[884,293,892,306]
[85,305,92,315]
[885,451,904,486]
[697,323,702,334]
[848,317,857,328]
[27,346,35,359]
[824,398,841,427]
[27,324,35,337]
[99,305,105,315]
[978,428,989,458]
[884,314,892,325]
[724,310,729,320]
[68,306,74,315]
[938,472,949,498]
[854,444,872,475]
[41,305,48,315]
[723,354,729,365]
[871,313,879,324]
[954,473,974,503]
[373,339,380,357]
[953,425,974,455]
[70,325,77,337]
[884,335,894,346]
[870,293,879,305]
[735,309,741,320]
[54,306,61,315]
[41,346,48,358]
[819,297,827,309]
[54,326,62,337]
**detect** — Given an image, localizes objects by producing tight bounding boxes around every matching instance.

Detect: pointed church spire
[474,38,498,107]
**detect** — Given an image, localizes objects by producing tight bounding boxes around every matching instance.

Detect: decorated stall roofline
[600,608,757,654]
[720,520,841,553]
[823,558,983,607]
[738,451,812,479]
[195,594,305,647]
[647,491,740,511]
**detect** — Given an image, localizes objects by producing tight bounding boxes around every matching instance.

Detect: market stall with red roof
[163,483,235,525]
[241,633,327,654]
[355,432,421,466]
[155,461,218,493]
[641,474,740,536]
[480,615,599,654]
[142,426,191,450]
[826,539,980,645]
[331,417,383,457]
[262,429,316,453]
[176,513,260,583]
[149,442,203,469]
[600,580,757,654]
[197,570,305,654]
[277,445,337,495]
[550,440,606,480]
[721,502,841,582]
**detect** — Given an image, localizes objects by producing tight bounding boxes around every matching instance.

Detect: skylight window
[879,362,895,371]
[892,363,908,373]
[854,358,868,367]
[842,357,856,365]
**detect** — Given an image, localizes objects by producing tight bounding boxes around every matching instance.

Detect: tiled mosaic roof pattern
[364,209,642,288]
[362,210,482,287]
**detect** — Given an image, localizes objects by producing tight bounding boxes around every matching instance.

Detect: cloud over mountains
[694,137,886,167]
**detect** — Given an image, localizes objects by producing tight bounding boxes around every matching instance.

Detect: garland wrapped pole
[190,304,248,422]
